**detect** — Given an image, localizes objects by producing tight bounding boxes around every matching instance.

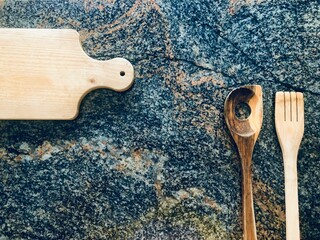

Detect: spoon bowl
[224,85,263,139]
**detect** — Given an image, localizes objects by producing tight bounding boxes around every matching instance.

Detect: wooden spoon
[224,85,263,240]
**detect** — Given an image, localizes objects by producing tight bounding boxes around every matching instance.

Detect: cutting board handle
[81,57,134,93]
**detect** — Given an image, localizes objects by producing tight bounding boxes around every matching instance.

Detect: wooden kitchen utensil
[0,28,134,120]
[275,92,304,240]
[224,85,263,240]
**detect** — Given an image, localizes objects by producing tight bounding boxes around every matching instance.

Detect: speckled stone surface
[0,0,319,239]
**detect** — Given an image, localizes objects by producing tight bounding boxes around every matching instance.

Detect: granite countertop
[0,0,319,239]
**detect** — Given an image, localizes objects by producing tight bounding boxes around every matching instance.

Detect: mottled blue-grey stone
[0,0,319,239]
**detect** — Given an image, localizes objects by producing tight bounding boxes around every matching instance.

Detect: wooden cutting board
[0,28,134,120]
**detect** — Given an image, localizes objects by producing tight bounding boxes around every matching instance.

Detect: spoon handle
[239,140,257,240]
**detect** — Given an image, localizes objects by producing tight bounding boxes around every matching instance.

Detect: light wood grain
[224,85,263,240]
[0,28,134,120]
[275,92,304,240]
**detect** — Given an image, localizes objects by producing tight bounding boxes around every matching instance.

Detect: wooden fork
[275,92,304,240]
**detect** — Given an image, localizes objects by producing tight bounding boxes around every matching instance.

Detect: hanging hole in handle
[235,102,251,120]
[120,71,126,77]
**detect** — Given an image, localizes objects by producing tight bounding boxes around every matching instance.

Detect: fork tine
[275,92,285,121]
[290,92,297,122]
[296,92,304,123]
[284,92,291,122]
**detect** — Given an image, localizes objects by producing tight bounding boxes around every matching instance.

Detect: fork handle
[283,154,300,240]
